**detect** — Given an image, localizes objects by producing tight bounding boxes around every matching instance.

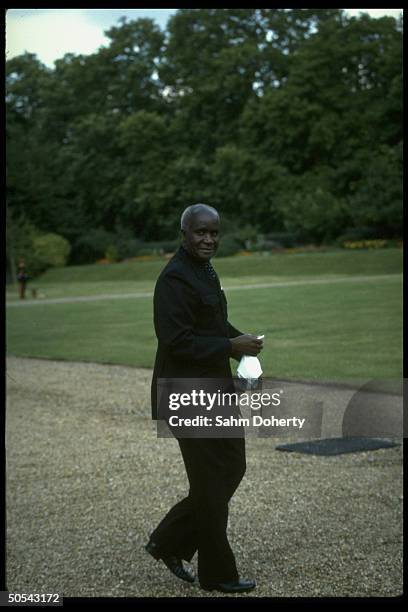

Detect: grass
[5,248,402,301]
[228,276,402,379]
[6,249,402,379]
[9,247,403,285]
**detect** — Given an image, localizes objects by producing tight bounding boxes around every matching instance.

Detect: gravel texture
[6,356,403,598]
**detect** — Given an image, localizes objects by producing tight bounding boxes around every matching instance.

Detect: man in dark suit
[145,203,263,594]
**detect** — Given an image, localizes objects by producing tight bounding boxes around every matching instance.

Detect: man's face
[182,212,220,262]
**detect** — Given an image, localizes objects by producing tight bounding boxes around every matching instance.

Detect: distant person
[145,203,263,594]
[17,259,29,300]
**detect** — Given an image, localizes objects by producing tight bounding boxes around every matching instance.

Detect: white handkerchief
[236,335,264,388]
[237,355,263,380]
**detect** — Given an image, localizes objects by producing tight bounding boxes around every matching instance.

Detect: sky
[5,8,403,68]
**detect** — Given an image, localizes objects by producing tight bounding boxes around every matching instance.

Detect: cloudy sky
[6,8,403,68]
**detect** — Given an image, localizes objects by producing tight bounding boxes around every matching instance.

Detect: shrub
[215,235,241,257]
[138,240,179,254]
[264,232,300,248]
[343,240,388,250]
[6,210,44,280]
[32,233,71,273]
[105,244,119,262]
[230,225,259,250]
[113,227,143,259]
[335,226,378,246]
[71,229,116,264]
[134,248,158,257]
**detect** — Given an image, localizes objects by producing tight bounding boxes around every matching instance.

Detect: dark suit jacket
[151,246,242,419]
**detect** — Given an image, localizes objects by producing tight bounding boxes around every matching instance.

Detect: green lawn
[7,247,402,286]
[6,250,402,379]
[6,248,402,301]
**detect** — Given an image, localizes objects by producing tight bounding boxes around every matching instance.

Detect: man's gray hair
[180,203,219,230]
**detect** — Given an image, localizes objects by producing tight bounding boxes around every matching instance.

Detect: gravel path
[6,356,403,598]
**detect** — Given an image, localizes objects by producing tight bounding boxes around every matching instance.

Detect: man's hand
[230,334,264,359]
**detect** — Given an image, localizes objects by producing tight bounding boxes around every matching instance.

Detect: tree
[276,170,351,243]
[238,11,402,238]
[117,110,175,238]
[160,9,264,153]
[5,10,403,253]
[347,144,402,237]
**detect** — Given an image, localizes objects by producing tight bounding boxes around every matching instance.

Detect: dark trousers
[149,436,246,585]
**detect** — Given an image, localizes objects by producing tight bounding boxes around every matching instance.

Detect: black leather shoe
[201,579,256,594]
[145,541,195,583]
